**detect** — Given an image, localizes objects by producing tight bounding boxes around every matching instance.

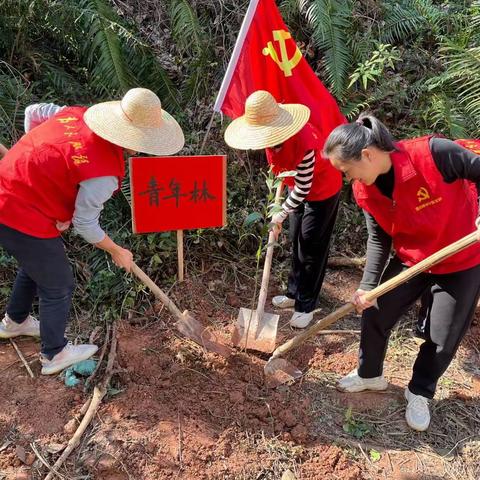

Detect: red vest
[0,107,125,238]
[353,136,480,274]
[266,123,342,201]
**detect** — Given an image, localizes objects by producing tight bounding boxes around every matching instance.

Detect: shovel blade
[231,307,279,353]
[176,310,233,358]
[264,358,302,388]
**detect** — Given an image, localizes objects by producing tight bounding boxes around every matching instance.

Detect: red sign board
[130,155,227,233]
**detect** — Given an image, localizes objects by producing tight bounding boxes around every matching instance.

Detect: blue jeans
[0,224,74,358]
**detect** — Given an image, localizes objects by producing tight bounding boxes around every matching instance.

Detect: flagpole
[213,0,261,112]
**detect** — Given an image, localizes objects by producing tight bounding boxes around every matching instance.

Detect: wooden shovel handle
[131,262,183,320]
[256,182,284,320]
[270,230,479,360]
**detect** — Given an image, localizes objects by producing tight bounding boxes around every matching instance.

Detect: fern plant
[300,0,353,98]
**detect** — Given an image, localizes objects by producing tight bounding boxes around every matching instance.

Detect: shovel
[264,230,479,385]
[232,182,284,353]
[132,262,233,358]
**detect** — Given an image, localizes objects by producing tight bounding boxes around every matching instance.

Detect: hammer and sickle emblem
[417,187,430,203]
[262,30,302,77]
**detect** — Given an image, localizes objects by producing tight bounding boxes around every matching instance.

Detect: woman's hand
[476,217,480,241]
[56,220,71,232]
[95,235,133,272]
[110,246,134,272]
[351,288,375,313]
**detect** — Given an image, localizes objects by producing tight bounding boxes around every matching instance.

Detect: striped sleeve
[277,150,315,219]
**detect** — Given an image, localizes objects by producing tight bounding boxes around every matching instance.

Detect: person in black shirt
[323,114,480,432]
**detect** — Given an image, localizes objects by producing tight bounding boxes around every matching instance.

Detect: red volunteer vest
[0,107,125,238]
[266,123,342,201]
[353,136,480,274]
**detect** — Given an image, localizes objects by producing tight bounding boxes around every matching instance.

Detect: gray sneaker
[0,314,40,339]
[337,369,388,393]
[405,388,430,431]
[41,342,98,375]
[272,295,295,309]
[290,311,314,328]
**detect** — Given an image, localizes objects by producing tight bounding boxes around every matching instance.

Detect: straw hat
[224,90,310,150]
[84,88,184,155]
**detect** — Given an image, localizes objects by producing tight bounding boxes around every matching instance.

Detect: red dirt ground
[0,267,478,479]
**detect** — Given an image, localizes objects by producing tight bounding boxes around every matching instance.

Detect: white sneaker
[290,311,314,328]
[272,295,295,309]
[41,342,98,375]
[337,369,388,393]
[0,314,40,339]
[405,388,430,431]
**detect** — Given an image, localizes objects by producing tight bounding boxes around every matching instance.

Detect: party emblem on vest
[415,186,442,211]
[416,187,430,203]
[262,29,302,77]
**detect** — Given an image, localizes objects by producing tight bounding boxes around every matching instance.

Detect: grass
[303,301,480,480]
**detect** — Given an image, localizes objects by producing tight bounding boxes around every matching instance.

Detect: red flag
[214,0,346,141]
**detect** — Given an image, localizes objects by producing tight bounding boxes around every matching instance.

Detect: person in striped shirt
[225,90,343,328]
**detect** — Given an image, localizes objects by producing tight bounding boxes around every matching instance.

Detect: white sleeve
[72,176,118,244]
[24,103,66,132]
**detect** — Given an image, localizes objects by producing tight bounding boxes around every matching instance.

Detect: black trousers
[0,224,73,358]
[358,255,480,398]
[286,192,340,313]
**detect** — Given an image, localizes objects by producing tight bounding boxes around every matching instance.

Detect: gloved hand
[271,210,287,225]
[270,211,287,240]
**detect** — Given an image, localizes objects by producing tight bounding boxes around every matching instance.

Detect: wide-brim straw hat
[224,90,310,150]
[84,88,184,155]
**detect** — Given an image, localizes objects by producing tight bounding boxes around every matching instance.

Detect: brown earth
[0,267,478,479]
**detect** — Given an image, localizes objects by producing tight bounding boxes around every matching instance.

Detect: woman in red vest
[0,88,184,375]
[225,90,342,328]
[323,114,480,431]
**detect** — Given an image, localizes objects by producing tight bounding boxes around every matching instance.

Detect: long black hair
[323,114,397,162]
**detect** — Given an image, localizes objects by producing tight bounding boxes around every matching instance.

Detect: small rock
[282,470,297,480]
[228,391,244,404]
[47,442,65,454]
[25,453,35,466]
[226,292,240,307]
[64,419,77,434]
[290,424,308,443]
[15,471,31,480]
[81,452,97,469]
[280,409,298,428]
[97,454,116,471]
[145,442,156,454]
[15,445,26,463]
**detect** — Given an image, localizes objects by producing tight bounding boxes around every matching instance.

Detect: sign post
[130,155,227,281]
[177,229,184,282]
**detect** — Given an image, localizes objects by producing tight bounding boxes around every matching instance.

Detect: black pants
[0,224,73,358]
[286,192,340,313]
[358,255,480,398]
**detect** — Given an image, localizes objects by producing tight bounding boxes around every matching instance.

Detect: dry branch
[10,339,34,378]
[328,256,366,268]
[44,322,118,480]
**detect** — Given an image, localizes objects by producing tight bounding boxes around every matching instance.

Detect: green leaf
[244,212,263,226]
[277,170,298,178]
[369,449,381,462]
